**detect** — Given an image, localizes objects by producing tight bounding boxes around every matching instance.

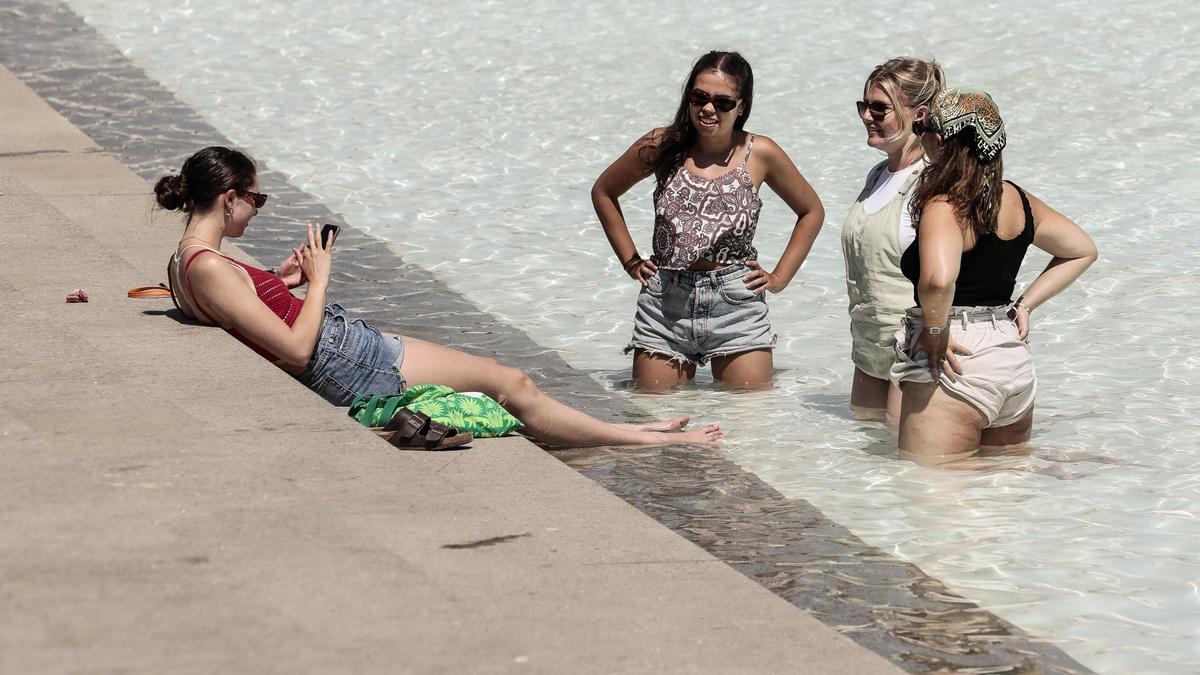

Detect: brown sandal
[127,284,173,298]
[379,409,473,451]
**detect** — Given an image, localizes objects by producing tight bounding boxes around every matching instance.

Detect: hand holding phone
[320,223,340,248]
[300,223,333,288]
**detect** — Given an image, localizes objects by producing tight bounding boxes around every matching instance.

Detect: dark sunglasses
[238,189,269,208]
[689,90,741,113]
[856,100,893,118]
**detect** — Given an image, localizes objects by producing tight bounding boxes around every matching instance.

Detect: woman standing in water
[158,146,723,447]
[592,51,824,392]
[893,89,1097,466]
[841,57,944,420]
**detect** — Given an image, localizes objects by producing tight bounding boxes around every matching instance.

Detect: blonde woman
[841,57,944,419]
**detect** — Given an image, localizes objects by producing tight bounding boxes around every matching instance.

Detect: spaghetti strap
[176,243,219,259]
[178,247,216,317]
[741,134,760,194]
[1004,180,1036,237]
[173,245,238,319]
[166,257,183,313]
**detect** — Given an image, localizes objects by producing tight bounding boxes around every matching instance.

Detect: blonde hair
[864,57,945,142]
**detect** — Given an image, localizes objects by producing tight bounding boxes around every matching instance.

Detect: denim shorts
[890,306,1036,427]
[625,263,776,366]
[295,304,407,406]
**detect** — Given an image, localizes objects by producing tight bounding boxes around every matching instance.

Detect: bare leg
[979,405,1034,452]
[632,349,696,393]
[851,368,889,407]
[851,370,903,427]
[710,349,773,389]
[614,416,690,432]
[850,367,890,420]
[897,381,987,466]
[885,382,903,428]
[399,337,721,447]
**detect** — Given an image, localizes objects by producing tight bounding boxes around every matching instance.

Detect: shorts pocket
[642,273,671,299]
[890,321,936,384]
[893,320,923,364]
[719,278,761,305]
[312,373,356,406]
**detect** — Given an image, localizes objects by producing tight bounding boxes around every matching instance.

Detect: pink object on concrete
[65,288,90,303]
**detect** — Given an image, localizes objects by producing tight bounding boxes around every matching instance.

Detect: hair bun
[154,173,189,211]
[154,146,257,215]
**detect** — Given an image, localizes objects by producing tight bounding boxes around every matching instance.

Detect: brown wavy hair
[640,51,754,192]
[910,130,1004,237]
[154,146,257,217]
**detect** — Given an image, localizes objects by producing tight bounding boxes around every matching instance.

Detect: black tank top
[900,181,1035,306]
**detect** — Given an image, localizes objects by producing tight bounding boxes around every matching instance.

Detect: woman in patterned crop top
[592,51,825,392]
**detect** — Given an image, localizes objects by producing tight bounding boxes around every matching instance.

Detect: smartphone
[320,223,340,248]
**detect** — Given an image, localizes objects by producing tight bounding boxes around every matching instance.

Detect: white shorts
[890,306,1036,428]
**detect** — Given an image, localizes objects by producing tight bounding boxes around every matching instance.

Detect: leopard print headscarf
[926,89,1006,162]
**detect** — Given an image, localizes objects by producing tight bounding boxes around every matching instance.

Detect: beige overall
[840,161,922,380]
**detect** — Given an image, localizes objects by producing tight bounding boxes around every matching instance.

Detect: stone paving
[2,69,903,675]
[0,1,1089,672]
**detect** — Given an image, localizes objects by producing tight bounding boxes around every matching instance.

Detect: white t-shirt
[861,160,924,252]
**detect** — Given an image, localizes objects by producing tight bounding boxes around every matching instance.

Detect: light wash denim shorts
[295,303,407,406]
[890,305,1036,428]
[625,263,776,366]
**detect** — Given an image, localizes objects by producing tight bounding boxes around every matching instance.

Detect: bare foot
[616,415,691,432]
[645,423,722,445]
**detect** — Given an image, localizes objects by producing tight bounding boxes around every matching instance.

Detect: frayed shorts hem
[624,340,775,367]
[627,263,776,368]
[624,342,693,365]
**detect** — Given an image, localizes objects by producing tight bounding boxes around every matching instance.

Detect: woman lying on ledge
[158,146,722,447]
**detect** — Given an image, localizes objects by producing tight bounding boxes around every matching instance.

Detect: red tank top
[177,247,305,362]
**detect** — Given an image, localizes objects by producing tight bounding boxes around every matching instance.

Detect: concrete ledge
[0,65,899,673]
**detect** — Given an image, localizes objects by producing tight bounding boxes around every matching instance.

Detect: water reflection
[560,441,1087,672]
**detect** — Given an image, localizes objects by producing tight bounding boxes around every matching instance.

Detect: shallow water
[66,1,1200,671]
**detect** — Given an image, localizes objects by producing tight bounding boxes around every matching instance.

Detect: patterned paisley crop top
[652,134,763,270]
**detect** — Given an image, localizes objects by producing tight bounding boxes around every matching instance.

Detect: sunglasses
[689,90,741,113]
[856,100,893,118]
[238,189,269,208]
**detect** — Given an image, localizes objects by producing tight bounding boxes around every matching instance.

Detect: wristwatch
[925,322,948,335]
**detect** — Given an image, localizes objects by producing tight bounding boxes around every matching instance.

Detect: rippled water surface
[66,1,1200,671]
